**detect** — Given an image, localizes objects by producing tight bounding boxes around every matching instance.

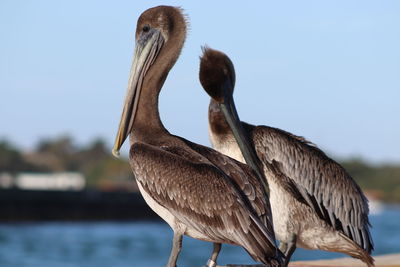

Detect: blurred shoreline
[0,188,158,222]
[2,136,400,204]
[1,188,398,222]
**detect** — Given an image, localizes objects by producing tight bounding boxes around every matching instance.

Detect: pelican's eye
[142,25,150,33]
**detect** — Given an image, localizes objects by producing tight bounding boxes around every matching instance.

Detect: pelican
[199,47,374,267]
[112,6,282,267]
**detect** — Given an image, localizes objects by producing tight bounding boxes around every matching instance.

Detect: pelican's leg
[283,234,297,267]
[166,231,183,267]
[204,243,221,267]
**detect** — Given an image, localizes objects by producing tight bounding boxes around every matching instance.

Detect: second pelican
[199,47,374,267]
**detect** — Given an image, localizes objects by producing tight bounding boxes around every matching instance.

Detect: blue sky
[1,1,399,163]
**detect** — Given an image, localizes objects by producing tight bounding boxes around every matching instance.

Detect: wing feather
[129,142,280,264]
[250,125,373,253]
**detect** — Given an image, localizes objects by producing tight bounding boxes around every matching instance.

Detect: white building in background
[0,172,86,191]
[0,173,13,188]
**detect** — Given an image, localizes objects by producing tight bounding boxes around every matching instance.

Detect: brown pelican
[199,47,374,267]
[112,6,282,267]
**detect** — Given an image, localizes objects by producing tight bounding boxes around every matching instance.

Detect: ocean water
[0,205,399,267]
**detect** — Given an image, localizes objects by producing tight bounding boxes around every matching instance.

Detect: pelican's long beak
[112,29,164,157]
[219,85,278,254]
[219,83,269,194]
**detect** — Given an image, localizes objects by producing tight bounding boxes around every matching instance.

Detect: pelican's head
[112,6,187,157]
[199,47,236,104]
[199,47,241,131]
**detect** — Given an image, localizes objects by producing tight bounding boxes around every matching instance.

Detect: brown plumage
[199,47,374,267]
[112,6,282,267]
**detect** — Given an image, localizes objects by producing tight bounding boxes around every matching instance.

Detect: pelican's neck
[130,28,186,145]
[130,71,168,144]
[208,99,232,138]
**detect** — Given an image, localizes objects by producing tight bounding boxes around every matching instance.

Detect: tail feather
[333,233,375,267]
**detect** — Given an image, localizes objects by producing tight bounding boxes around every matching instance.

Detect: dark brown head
[112,6,187,157]
[135,6,187,72]
[199,47,236,103]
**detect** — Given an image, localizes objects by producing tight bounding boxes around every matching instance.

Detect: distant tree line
[0,137,399,202]
[0,136,133,190]
[340,159,400,203]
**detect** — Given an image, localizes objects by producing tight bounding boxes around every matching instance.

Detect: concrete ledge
[217,253,400,267]
[290,253,399,267]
